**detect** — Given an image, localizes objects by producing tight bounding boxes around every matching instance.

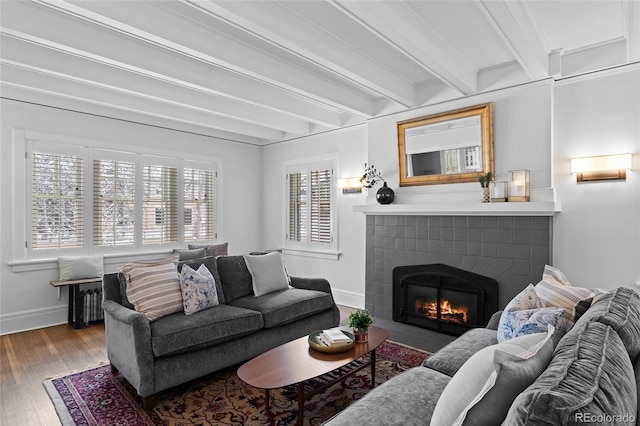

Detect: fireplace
[393,264,499,336]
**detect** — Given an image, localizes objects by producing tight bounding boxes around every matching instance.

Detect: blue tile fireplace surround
[365,215,551,321]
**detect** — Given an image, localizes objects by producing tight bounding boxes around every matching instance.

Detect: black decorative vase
[376,182,395,204]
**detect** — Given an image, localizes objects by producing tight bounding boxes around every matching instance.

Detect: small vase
[376,182,395,205]
[481,187,490,203]
[354,327,369,342]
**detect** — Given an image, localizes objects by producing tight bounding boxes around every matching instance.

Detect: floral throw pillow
[498,284,567,345]
[498,307,566,346]
[180,264,219,315]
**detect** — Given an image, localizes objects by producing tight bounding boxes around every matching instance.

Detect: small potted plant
[477,171,493,203]
[348,308,373,342]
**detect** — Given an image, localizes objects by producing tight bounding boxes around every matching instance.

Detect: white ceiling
[1,1,638,145]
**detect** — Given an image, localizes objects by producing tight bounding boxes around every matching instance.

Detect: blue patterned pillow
[498,284,567,344]
[499,307,566,345]
[180,264,219,315]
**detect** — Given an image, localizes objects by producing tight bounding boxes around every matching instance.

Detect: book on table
[319,329,352,346]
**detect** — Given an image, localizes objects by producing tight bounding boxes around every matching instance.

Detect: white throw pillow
[430,328,554,426]
[180,264,219,315]
[58,255,104,281]
[243,251,290,297]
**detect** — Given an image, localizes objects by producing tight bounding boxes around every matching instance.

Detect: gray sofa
[326,286,640,425]
[102,255,340,409]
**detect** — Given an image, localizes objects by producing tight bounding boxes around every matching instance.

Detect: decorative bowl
[308,330,355,353]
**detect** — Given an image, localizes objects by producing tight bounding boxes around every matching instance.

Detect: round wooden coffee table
[237,325,389,425]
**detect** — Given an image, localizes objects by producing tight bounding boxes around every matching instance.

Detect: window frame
[13,129,222,262]
[283,155,338,256]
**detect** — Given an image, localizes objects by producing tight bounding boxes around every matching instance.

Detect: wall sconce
[570,153,632,182]
[490,181,508,202]
[338,177,362,193]
[508,170,530,202]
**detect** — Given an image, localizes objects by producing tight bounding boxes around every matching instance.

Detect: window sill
[8,250,172,273]
[280,248,341,261]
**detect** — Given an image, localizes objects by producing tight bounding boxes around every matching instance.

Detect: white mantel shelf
[353,201,561,216]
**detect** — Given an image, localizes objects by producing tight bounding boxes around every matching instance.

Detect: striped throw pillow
[535,279,606,329]
[119,255,183,321]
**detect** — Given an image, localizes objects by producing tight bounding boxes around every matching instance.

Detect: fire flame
[414,297,469,324]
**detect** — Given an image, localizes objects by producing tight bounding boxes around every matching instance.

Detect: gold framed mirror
[397,103,494,186]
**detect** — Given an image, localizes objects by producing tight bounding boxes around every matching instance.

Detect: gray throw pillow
[431,328,554,426]
[188,242,228,258]
[173,247,206,261]
[243,251,290,297]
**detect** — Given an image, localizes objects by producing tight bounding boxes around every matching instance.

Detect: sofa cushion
[216,255,255,303]
[243,251,290,297]
[575,286,640,362]
[228,288,333,328]
[504,321,637,425]
[431,329,554,426]
[324,366,451,426]
[424,327,498,376]
[149,304,263,357]
[178,256,225,304]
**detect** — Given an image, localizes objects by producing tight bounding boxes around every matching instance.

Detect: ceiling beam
[624,0,640,62]
[1,60,287,142]
[331,0,478,96]
[476,0,548,80]
[1,32,315,137]
[188,0,419,108]
[26,0,350,129]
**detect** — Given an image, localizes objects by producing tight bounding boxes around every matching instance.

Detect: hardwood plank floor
[0,305,449,425]
[0,323,108,426]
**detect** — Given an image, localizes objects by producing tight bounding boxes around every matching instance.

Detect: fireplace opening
[393,264,498,336]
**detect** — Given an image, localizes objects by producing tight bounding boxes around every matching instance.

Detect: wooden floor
[0,323,108,426]
[0,305,446,426]
[0,308,353,425]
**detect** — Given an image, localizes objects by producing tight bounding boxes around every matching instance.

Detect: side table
[50,277,103,329]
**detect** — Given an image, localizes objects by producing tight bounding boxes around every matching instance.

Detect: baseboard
[0,305,67,335]
[332,288,364,309]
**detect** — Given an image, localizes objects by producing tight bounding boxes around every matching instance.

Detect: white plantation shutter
[183,166,215,241]
[310,169,332,244]
[288,171,307,242]
[93,156,136,247]
[286,159,335,250]
[31,150,84,250]
[142,161,178,244]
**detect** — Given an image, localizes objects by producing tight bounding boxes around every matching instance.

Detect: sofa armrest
[486,310,503,330]
[102,300,156,397]
[289,276,333,294]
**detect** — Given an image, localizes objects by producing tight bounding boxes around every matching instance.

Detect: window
[285,158,336,251]
[93,157,136,247]
[183,166,215,242]
[142,162,178,244]
[23,134,219,258]
[31,149,84,250]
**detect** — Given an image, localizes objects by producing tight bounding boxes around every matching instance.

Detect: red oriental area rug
[44,341,429,426]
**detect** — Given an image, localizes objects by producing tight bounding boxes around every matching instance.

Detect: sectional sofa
[103,253,340,409]
[326,286,640,425]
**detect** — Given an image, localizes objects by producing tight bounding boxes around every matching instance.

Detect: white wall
[553,65,640,291]
[366,81,554,205]
[0,99,262,334]
[261,126,368,308]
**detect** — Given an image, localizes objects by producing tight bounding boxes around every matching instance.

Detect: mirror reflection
[398,103,493,186]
